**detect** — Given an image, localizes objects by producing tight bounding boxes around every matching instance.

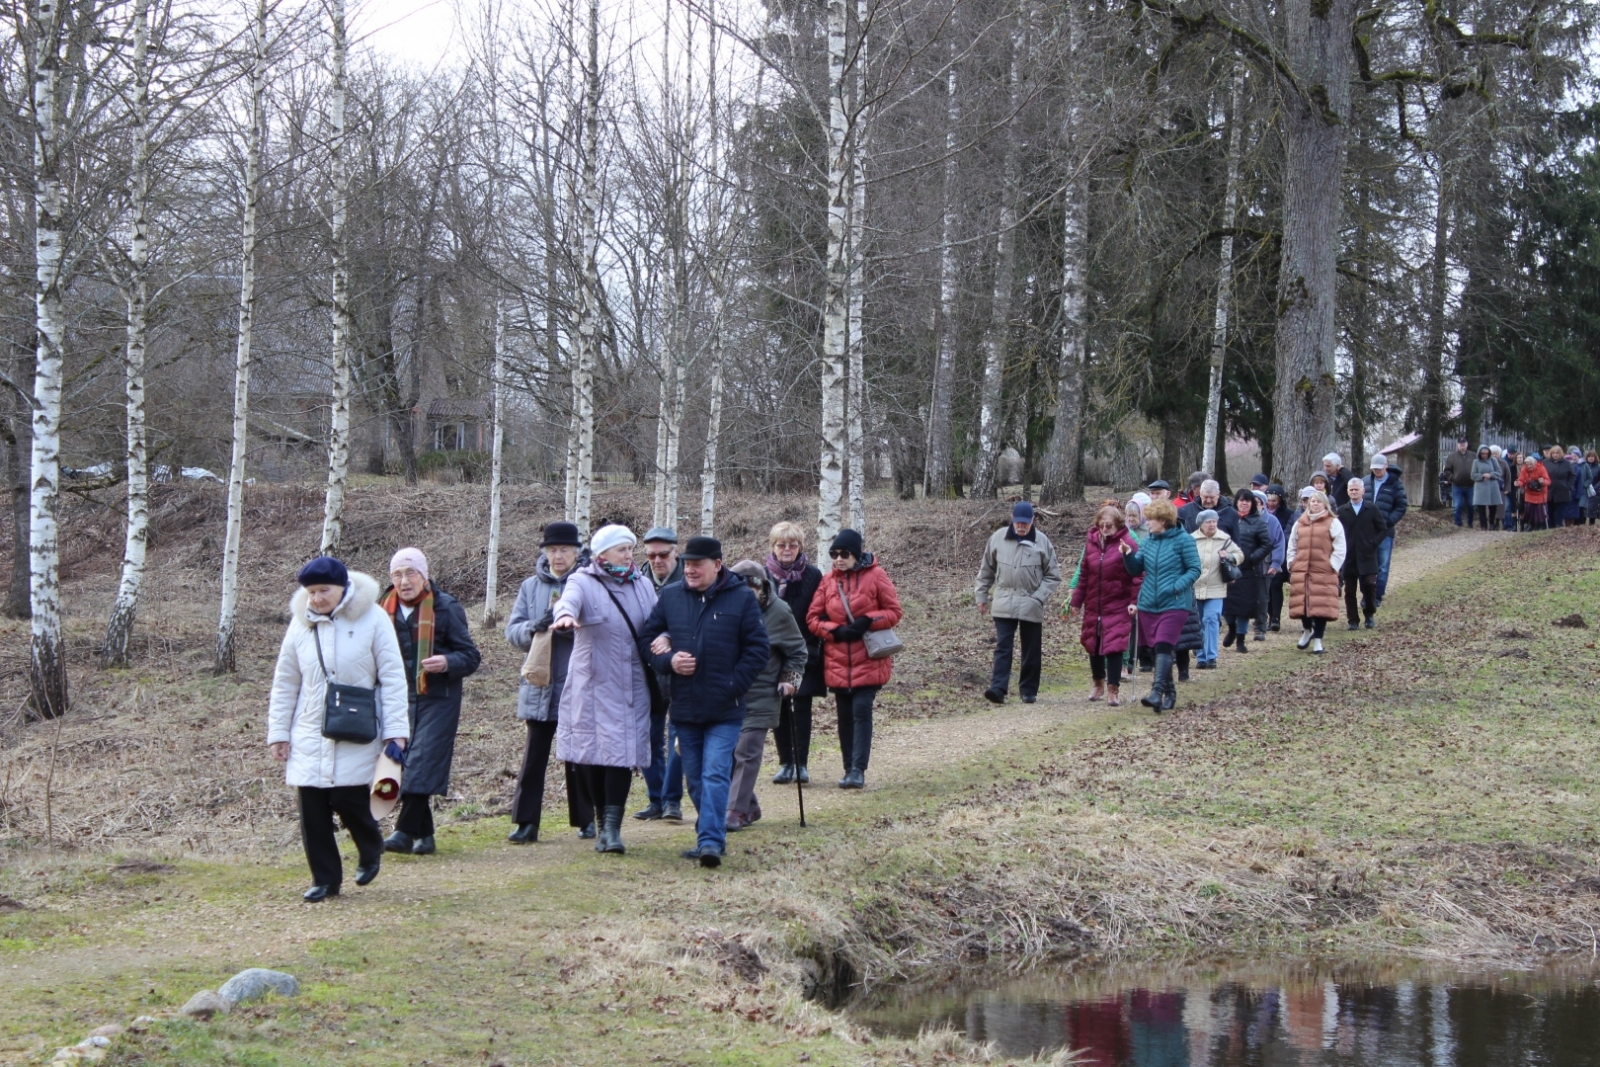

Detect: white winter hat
[1130,491,1153,508]
[590,524,637,557]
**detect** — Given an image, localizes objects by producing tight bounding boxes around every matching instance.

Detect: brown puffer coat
[1287,510,1346,621]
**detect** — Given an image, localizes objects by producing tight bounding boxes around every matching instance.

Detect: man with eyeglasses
[636,527,686,822]
[975,501,1061,705]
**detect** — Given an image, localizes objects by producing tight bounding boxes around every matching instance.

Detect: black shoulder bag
[313,623,380,744]
[601,583,668,715]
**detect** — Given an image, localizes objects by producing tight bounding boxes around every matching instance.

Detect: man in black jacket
[1322,453,1357,509]
[1363,454,1409,606]
[1178,480,1239,535]
[1336,479,1389,630]
[638,536,769,867]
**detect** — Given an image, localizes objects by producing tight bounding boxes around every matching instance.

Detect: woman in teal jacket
[1120,499,1200,712]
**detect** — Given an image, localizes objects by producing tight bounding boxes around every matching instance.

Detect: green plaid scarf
[382,586,435,695]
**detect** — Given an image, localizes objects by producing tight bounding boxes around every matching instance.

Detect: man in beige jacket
[976,501,1061,705]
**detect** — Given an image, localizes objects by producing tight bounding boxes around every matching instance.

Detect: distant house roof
[426,397,489,420]
[1378,432,1421,455]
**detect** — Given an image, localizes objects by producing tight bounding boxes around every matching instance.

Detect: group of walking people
[1440,438,1600,531]
[267,521,902,900]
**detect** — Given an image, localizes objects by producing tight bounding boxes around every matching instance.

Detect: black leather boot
[383,831,413,854]
[772,764,795,785]
[508,822,538,844]
[598,806,626,854]
[1152,653,1176,713]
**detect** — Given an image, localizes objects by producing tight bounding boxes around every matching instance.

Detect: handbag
[313,624,379,744]
[521,628,553,687]
[1217,538,1244,584]
[600,583,668,715]
[837,580,904,660]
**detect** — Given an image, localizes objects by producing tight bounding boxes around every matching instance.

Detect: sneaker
[983,688,1005,705]
[1269,621,1281,632]
[660,803,683,823]
[1197,661,1216,670]
[1253,632,1266,641]
[1347,622,1360,631]
[1364,618,1376,629]
[632,802,663,821]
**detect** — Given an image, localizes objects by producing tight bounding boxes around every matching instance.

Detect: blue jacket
[1262,510,1285,570]
[638,566,770,725]
[1363,464,1409,530]
[1123,527,1202,613]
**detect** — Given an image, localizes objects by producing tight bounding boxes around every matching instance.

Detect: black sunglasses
[828,548,854,559]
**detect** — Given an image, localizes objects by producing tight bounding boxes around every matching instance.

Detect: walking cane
[1129,610,1142,704]
[783,694,806,827]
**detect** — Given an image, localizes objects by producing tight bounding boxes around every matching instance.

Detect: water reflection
[859,967,1600,1065]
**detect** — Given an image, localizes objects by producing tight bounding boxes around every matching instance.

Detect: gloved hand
[835,615,872,642]
[533,608,556,633]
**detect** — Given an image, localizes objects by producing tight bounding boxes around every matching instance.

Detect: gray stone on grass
[218,968,299,1005]
[179,990,231,1019]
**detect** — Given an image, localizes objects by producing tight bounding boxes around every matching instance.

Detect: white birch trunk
[1201,69,1244,479]
[320,0,351,557]
[815,0,849,546]
[30,0,68,717]
[1041,10,1087,507]
[216,0,267,674]
[484,304,506,624]
[103,0,152,668]
[846,0,867,535]
[699,293,725,536]
[699,7,727,538]
[570,0,600,537]
[924,55,960,498]
[971,27,1022,500]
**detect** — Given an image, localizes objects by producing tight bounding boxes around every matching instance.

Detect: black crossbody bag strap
[600,582,667,714]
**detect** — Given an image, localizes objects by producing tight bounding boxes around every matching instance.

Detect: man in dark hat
[975,501,1061,705]
[638,536,769,867]
[1147,479,1172,504]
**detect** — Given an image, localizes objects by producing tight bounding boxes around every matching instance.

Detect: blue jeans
[1452,485,1474,526]
[1199,597,1224,663]
[644,712,684,806]
[674,720,742,854]
[1374,536,1394,603]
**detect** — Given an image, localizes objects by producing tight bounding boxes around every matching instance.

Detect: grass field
[2,510,1597,1066]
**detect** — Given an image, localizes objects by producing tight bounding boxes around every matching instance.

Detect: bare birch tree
[217,0,269,674]
[568,0,600,536]
[485,303,506,621]
[923,52,960,498]
[815,0,850,544]
[1041,7,1088,507]
[319,0,351,556]
[1200,66,1243,479]
[845,0,866,534]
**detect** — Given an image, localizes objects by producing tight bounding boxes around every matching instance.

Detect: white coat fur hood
[267,571,410,789]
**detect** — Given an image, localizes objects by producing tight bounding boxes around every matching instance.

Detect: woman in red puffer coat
[807,529,903,790]
[1067,504,1141,706]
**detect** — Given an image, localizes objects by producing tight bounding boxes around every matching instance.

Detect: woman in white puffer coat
[267,557,410,902]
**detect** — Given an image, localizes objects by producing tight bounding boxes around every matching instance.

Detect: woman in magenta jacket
[1067,504,1142,706]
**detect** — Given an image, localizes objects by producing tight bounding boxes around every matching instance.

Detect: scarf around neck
[599,559,639,583]
[766,551,808,595]
[381,586,435,695]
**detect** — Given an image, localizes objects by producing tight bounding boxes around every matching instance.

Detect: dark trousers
[565,761,595,828]
[394,792,435,837]
[1343,567,1377,623]
[1254,575,1271,633]
[990,617,1042,699]
[835,687,880,773]
[1268,573,1286,625]
[773,694,813,767]
[574,763,632,810]
[1088,652,1123,687]
[644,711,685,806]
[1475,505,1500,529]
[511,719,561,826]
[298,785,384,890]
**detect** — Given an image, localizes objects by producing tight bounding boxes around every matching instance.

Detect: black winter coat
[1545,457,1576,504]
[638,567,770,725]
[1325,467,1356,508]
[1336,501,1390,576]
[774,562,826,698]
[1363,467,1409,529]
[391,584,481,796]
[1222,514,1272,617]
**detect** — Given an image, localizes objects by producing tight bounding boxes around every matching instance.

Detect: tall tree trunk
[1270,0,1355,487]
[569,0,600,536]
[1201,67,1243,481]
[484,304,505,624]
[1042,9,1087,507]
[1421,167,1450,509]
[846,0,867,535]
[924,53,959,498]
[320,0,351,556]
[215,0,266,674]
[29,0,68,718]
[103,0,152,668]
[1347,168,1372,470]
[971,28,1022,501]
[815,0,849,544]
[3,374,29,619]
[700,291,725,536]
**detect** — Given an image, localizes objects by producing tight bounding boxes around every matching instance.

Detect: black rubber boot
[598,806,625,854]
[1152,653,1176,713]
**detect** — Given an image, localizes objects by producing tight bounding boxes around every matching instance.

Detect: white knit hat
[590,524,636,557]
[1130,491,1153,508]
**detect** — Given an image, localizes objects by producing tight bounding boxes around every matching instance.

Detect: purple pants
[1138,609,1188,648]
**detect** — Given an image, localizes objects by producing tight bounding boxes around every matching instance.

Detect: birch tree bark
[320,0,352,556]
[1420,166,1450,507]
[700,10,727,537]
[971,26,1022,500]
[568,0,600,536]
[923,53,960,499]
[846,0,867,535]
[699,300,725,535]
[215,0,267,674]
[102,0,153,668]
[1041,8,1087,507]
[29,0,68,717]
[815,0,849,544]
[1200,67,1243,480]
[1269,0,1355,485]
[484,304,506,623]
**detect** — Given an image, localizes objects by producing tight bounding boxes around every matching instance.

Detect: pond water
[856,962,1600,1065]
